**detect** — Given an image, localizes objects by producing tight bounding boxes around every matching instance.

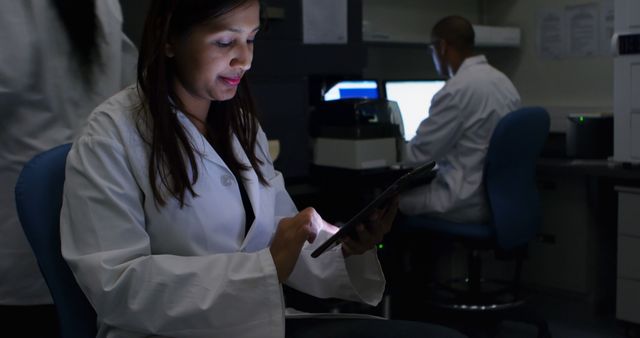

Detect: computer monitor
[323,80,379,101]
[384,80,446,141]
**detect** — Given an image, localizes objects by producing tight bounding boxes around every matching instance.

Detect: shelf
[363,25,521,48]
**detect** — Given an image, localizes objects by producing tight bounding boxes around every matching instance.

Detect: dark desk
[287,165,410,224]
[289,159,640,222]
[537,158,640,180]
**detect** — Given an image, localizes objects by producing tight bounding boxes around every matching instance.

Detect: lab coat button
[221,174,234,187]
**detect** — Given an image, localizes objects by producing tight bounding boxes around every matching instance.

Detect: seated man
[400,15,521,223]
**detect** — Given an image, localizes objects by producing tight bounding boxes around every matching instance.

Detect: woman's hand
[341,196,399,257]
[269,207,323,283]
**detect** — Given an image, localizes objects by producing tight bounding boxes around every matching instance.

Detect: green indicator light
[579,116,584,123]
[377,244,384,250]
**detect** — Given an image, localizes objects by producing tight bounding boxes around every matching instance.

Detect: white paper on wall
[302,0,348,44]
[537,8,566,59]
[565,3,599,57]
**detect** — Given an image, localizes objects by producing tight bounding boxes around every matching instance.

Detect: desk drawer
[619,191,640,237]
[619,236,640,279]
[617,279,640,324]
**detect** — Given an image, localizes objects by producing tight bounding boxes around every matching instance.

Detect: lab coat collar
[231,133,261,247]
[174,110,231,174]
[175,110,261,246]
[457,54,488,75]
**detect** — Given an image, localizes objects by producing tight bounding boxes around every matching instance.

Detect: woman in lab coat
[0,0,136,335]
[60,1,466,337]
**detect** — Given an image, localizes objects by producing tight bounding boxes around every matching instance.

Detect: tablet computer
[311,162,437,258]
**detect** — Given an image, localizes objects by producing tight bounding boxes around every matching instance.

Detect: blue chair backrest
[485,107,550,250]
[15,143,97,338]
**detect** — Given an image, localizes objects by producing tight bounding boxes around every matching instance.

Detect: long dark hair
[51,0,100,76]
[137,0,267,207]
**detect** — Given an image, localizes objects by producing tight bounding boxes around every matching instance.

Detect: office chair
[15,143,97,338]
[396,107,551,337]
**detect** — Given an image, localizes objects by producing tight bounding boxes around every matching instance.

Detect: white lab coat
[60,86,385,338]
[400,55,521,223]
[0,0,137,305]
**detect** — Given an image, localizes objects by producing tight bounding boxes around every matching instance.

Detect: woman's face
[168,1,260,111]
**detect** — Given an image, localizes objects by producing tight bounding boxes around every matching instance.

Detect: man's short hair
[431,16,475,53]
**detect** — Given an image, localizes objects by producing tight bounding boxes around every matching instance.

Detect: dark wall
[120,0,150,47]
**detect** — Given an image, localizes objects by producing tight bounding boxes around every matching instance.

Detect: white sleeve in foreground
[286,226,385,306]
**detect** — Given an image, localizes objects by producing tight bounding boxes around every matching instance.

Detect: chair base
[426,277,527,312]
[422,279,552,338]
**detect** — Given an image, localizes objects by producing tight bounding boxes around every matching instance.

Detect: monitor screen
[384,80,446,141]
[323,80,379,101]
